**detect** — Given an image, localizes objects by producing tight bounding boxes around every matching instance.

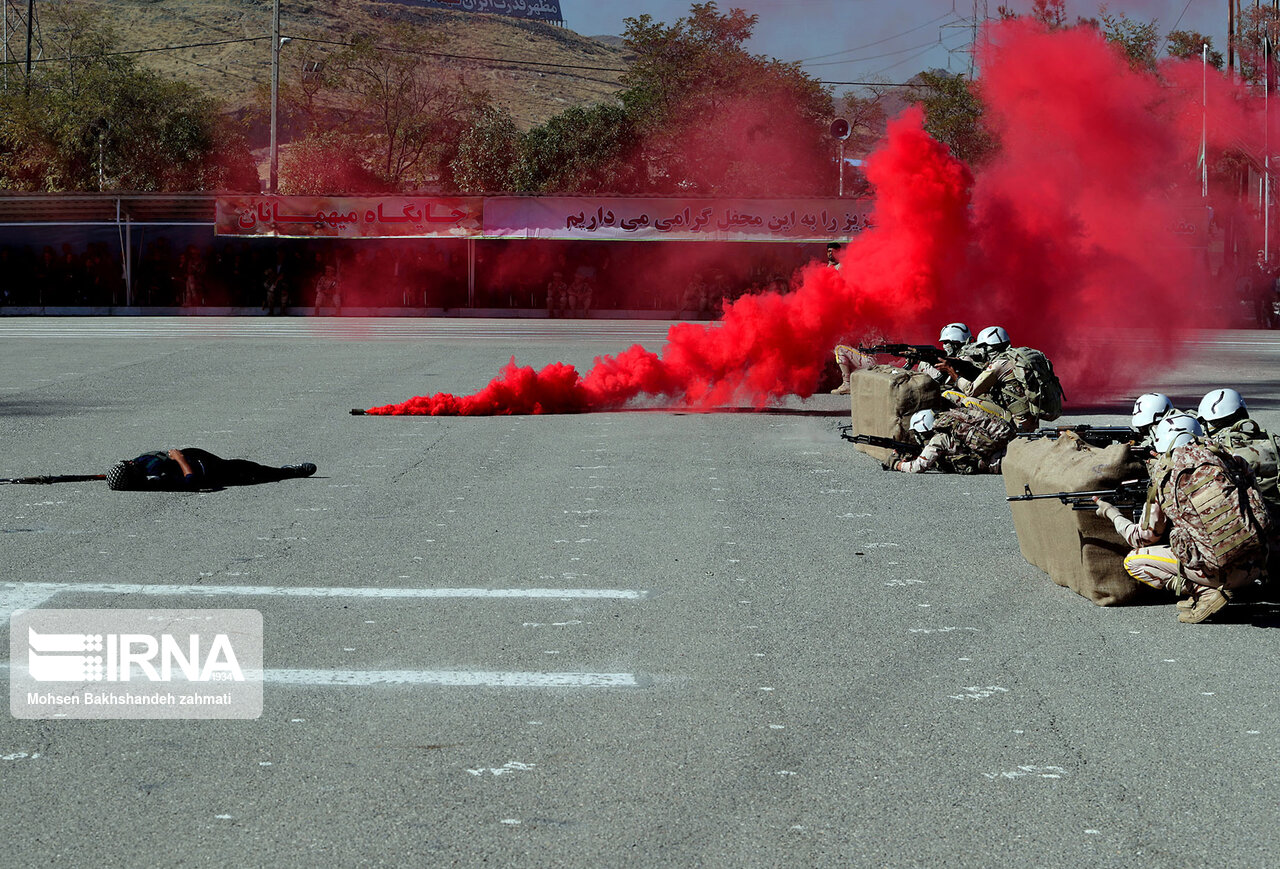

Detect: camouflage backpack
[1004,347,1064,421]
[934,408,1015,460]
[1149,442,1272,575]
[1209,419,1280,511]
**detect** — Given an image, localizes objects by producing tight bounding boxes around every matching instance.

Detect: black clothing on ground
[121,448,301,489]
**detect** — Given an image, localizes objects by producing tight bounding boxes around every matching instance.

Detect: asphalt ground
[1,318,1278,868]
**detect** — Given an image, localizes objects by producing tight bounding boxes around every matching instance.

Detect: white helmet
[1197,389,1247,425]
[939,322,971,345]
[975,326,1010,349]
[909,409,936,434]
[1152,413,1203,453]
[1130,393,1173,431]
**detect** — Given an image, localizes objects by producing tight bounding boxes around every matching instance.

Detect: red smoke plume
[369,18,1257,416]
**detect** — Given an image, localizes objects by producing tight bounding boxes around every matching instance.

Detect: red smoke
[369,18,1258,416]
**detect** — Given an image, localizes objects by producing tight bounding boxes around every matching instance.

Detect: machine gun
[1005,478,1149,512]
[857,343,982,381]
[0,474,106,485]
[1014,425,1139,449]
[841,431,923,457]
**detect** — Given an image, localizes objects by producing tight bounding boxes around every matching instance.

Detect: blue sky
[558,0,1228,86]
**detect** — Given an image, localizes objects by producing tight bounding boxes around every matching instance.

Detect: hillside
[95,0,631,131]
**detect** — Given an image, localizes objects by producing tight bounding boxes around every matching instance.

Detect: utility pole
[23,0,32,79]
[1229,0,1236,80]
[269,0,280,194]
[1,0,39,95]
[968,0,988,78]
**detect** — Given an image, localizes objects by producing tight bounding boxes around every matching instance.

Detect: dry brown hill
[93,0,630,130]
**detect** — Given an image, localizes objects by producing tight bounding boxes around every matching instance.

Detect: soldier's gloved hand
[880,461,894,471]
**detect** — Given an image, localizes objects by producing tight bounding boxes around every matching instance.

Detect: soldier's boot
[831,379,850,395]
[1177,587,1231,624]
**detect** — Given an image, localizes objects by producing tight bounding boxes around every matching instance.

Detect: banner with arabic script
[367,0,563,23]
[482,197,873,242]
[216,196,484,238]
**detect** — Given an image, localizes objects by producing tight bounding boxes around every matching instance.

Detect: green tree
[1099,11,1160,72]
[836,87,890,154]
[1166,31,1225,70]
[279,130,388,195]
[614,2,834,194]
[909,71,996,166]
[997,1,1097,30]
[449,105,520,193]
[322,27,493,190]
[513,103,642,193]
[1231,4,1280,86]
[0,1,255,191]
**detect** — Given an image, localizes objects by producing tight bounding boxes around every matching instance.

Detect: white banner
[482,197,874,242]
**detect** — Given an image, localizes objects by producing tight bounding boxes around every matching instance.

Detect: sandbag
[848,367,943,462]
[1002,434,1155,606]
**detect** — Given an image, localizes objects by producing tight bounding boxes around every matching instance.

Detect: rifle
[841,431,923,457]
[0,474,107,485]
[857,343,982,380]
[1006,479,1149,511]
[1014,425,1138,449]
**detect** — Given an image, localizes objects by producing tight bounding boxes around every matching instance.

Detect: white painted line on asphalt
[0,662,641,688]
[0,584,60,617]
[0,582,651,606]
[258,669,639,687]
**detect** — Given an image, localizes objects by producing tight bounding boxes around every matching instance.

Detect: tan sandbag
[848,367,943,462]
[1003,435,1155,606]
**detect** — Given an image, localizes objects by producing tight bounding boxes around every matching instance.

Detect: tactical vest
[1148,443,1272,575]
[1209,419,1280,511]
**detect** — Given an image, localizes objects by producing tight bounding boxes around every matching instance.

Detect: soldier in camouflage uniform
[1096,415,1271,624]
[940,326,1062,433]
[915,322,990,386]
[1197,388,1279,512]
[888,407,1015,474]
[831,322,978,395]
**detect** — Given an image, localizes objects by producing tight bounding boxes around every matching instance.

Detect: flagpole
[1202,43,1208,198]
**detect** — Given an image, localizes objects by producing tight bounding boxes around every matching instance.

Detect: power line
[0,35,269,68]
[795,11,960,63]
[817,79,915,87]
[803,37,946,68]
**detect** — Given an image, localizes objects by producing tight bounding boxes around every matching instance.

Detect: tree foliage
[909,71,996,167]
[1099,11,1159,72]
[1231,5,1280,86]
[273,26,498,192]
[0,1,255,191]
[611,1,835,195]
[449,105,521,193]
[1166,31,1225,71]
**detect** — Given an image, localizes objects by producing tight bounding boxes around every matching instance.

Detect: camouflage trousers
[834,345,875,376]
[1123,545,1262,596]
